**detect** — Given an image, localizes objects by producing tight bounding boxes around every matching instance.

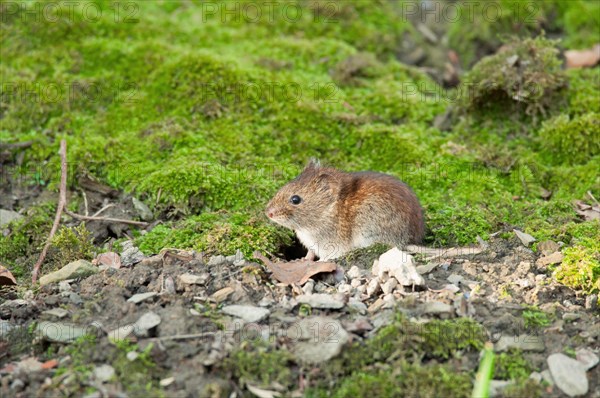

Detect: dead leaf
[253,252,337,285]
[94,252,121,269]
[574,200,600,221]
[246,384,281,398]
[0,264,17,286]
[41,359,59,370]
[565,44,600,69]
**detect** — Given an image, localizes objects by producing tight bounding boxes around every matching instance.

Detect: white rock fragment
[39,260,98,286]
[120,241,145,267]
[159,377,175,387]
[42,308,69,319]
[302,280,315,295]
[222,305,270,323]
[347,298,367,315]
[422,301,454,315]
[513,229,536,246]
[374,247,424,286]
[447,274,463,285]
[347,266,363,279]
[296,294,344,309]
[350,279,362,288]
[178,273,209,285]
[416,263,437,274]
[93,364,115,383]
[127,292,158,304]
[381,278,398,295]
[134,312,161,337]
[366,278,381,296]
[576,347,599,370]
[337,283,352,294]
[382,293,395,308]
[108,324,135,343]
[547,353,589,397]
[207,255,226,266]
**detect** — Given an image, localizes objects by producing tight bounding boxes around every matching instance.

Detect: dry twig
[32,140,67,284]
[64,209,149,227]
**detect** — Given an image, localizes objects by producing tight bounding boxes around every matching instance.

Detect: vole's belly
[295,229,346,260]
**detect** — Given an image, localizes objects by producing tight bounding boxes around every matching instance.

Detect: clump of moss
[308,364,472,398]
[226,341,295,389]
[111,340,165,396]
[0,203,54,279]
[419,318,486,359]
[48,223,95,269]
[538,112,600,165]
[135,211,292,257]
[522,306,552,329]
[461,36,566,117]
[495,349,533,380]
[330,52,382,87]
[554,232,600,294]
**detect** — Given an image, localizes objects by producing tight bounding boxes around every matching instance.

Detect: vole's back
[337,171,424,248]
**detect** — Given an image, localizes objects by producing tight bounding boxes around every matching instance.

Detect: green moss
[461,35,566,117]
[48,223,95,269]
[538,112,600,165]
[554,230,600,294]
[494,349,533,380]
[0,203,55,279]
[226,341,295,389]
[308,364,472,398]
[522,307,552,329]
[135,212,292,257]
[111,340,164,397]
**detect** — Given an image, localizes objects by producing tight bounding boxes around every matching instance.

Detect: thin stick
[78,188,89,216]
[587,191,599,205]
[64,209,149,227]
[32,140,68,284]
[91,203,115,217]
[147,332,216,341]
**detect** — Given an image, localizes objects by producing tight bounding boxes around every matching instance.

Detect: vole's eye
[290,195,302,205]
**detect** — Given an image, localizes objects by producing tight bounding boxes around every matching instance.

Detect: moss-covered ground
[0,1,598,395]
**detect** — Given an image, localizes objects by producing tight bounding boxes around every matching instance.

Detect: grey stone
[347,298,367,315]
[134,312,161,336]
[290,317,349,363]
[178,272,209,285]
[93,364,115,383]
[127,292,158,304]
[514,229,536,246]
[120,241,145,267]
[0,209,22,227]
[495,334,545,352]
[36,321,92,343]
[0,320,15,337]
[296,294,344,309]
[39,260,98,286]
[576,348,599,370]
[422,301,454,315]
[547,353,588,397]
[207,255,226,266]
[42,308,69,318]
[222,305,270,323]
[132,197,153,221]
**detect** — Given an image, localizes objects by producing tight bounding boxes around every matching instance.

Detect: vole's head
[266,160,341,230]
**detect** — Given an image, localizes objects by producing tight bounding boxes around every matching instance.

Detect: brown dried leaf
[253,252,337,285]
[574,200,600,221]
[565,44,600,69]
[0,264,17,286]
[95,252,121,269]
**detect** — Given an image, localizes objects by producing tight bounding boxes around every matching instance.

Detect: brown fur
[266,160,424,260]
